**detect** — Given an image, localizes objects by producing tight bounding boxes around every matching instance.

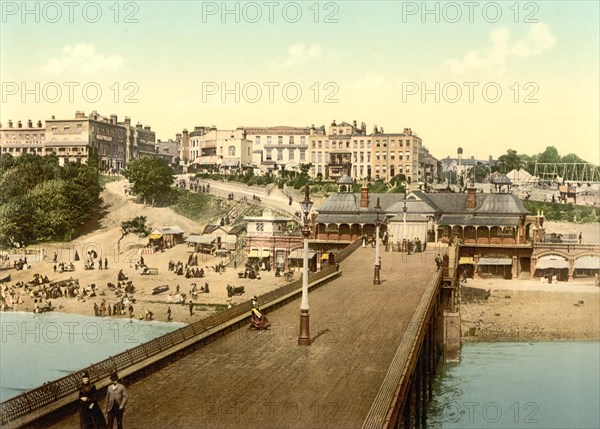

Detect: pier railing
[0,240,360,427]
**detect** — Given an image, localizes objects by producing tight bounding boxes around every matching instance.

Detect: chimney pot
[466,187,477,209]
[8,120,13,128]
[360,185,369,208]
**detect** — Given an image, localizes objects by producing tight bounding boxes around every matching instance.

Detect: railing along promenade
[0,240,362,428]
[362,271,443,428]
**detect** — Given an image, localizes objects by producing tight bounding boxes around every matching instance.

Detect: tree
[561,153,586,163]
[123,158,175,205]
[497,149,523,172]
[537,146,561,164]
[117,216,150,256]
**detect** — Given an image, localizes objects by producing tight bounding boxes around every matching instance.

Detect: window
[360,140,364,148]
[325,141,329,149]
[406,140,411,147]
[300,136,305,145]
[300,150,306,161]
[256,223,264,232]
[255,136,260,144]
[399,141,403,147]
[288,149,294,160]
[278,136,283,144]
[353,140,358,148]
[266,149,272,160]
[318,140,322,149]
[318,153,322,163]
[228,145,236,156]
[277,149,283,161]
[64,126,70,130]
[311,152,315,162]
[289,136,294,145]
[312,141,316,148]
[405,165,410,173]
[267,136,272,144]
[376,140,380,147]
[51,126,57,131]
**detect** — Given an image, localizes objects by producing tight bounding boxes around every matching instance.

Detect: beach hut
[148,226,185,249]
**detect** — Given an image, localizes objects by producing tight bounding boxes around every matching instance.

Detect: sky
[1,1,599,163]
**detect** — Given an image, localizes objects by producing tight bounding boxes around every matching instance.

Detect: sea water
[427,341,600,429]
[0,312,185,401]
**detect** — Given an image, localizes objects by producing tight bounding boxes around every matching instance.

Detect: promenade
[45,245,440,429]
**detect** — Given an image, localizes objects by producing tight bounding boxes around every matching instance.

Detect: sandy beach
[1,180,296,324]
[461,278,600,341]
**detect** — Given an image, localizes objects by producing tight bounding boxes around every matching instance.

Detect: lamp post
[403,200,407,251]
[373,197,382,285]
[298,184,313,346]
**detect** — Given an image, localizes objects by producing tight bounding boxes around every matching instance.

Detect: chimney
[403,128,412,135]
[136,122,143,129]
[361,122,366,134]
[37,120,42,128]
[8,120,13,128]
[353,120,357,129]
[144,126,151,131]
[110,114,118,124]
[466,187,477,209]
[182,129,188,136]
[17,120,22,128]
[124,117,131,126]
[360,185,369,208]
[27,119,33,128]
[75,110,86,119]
[373,125,377,135]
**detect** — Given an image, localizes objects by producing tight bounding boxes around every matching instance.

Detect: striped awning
[459,257,475,265]
[536,256,569,269]
[289,249,316,260]
[477,257,512,266]
[148,234,163,240]
[574,256,600,270]
[193,156,221,165]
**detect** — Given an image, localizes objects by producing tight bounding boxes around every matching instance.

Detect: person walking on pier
[106,372,128,429]
[79,371,107,429]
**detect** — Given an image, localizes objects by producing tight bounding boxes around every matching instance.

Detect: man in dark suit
[105,372,128,429]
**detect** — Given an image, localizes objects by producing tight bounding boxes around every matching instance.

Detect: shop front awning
[148,234,163,240]
[221,158,240,167]
[477,257,512,266]
[574,256,600,270]
[193,156,221,165]
[459,257,475,265]
[536,256,569,269]
[289,249,316,260]
[248,249,270,258]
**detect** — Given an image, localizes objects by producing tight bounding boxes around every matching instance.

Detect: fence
[0,240,360,427]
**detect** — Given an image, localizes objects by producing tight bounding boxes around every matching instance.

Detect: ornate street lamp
[402,200,408,252]
[373,197,382,285]
[298,184,313,345]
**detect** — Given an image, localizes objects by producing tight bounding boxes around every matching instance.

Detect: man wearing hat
[105,372,128,429]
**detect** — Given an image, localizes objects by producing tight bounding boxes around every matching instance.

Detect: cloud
[349,74,386,90]
[445,23,556,74]
[271,44,322,70]
[39,44,124,75]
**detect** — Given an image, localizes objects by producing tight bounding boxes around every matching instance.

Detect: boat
[0,273,10,283]
[152,285,169,295]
